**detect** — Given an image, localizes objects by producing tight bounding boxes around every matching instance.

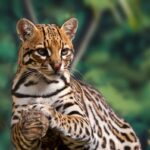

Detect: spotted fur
[11,18,142,150]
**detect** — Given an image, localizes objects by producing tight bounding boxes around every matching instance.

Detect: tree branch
[23,0,38,23]
[71,12,101,70]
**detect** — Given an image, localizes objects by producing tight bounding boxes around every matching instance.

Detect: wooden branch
[118,0,133,18]
[110,5,123,24]
[23,0,38,23]
[71,12,101,70]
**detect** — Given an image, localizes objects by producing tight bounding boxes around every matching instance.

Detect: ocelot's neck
[12,67,71,97]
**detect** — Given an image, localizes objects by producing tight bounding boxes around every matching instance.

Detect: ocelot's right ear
[61,18,78,41]
[16,18,37,41]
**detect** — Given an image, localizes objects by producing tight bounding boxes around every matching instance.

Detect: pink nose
[51,62,61,72]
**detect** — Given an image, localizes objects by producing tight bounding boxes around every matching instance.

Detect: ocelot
[11,18,142,150]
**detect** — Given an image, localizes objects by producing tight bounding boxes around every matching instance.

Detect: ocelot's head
[16,18,78,78]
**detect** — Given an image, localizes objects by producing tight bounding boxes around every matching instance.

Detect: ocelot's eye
[37,48,48,56]
[61,48,69,56]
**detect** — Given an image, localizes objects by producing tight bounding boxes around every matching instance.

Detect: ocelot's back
[11,18,141,150]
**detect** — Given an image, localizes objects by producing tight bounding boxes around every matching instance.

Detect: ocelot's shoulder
[70,77,103,96]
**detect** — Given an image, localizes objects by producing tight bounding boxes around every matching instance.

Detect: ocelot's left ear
[16,18,38,42]
[61,18,78,40]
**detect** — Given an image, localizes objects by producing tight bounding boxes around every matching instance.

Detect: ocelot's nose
[51,62,62,72]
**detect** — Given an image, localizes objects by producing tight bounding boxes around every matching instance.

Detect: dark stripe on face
[23,50,35,65]
[46,39,50,48]
[23,49,34,56]
[56,26,62,40]
[56,26,64,49]
[42,26,47,48]
[24,59,34,65]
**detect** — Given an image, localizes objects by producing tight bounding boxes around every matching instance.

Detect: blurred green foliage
[0,0,149,149]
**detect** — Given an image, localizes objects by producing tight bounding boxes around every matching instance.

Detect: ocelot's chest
[15,76,65,94]
[13,74,67,101]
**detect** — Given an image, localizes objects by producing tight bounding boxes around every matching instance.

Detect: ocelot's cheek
[23,54,30,64]
[62,59,69,68]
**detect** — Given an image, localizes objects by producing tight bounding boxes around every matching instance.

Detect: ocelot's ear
[16,18,37,41]
[61,18,78,40]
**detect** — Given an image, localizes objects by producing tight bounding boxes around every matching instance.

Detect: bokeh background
[0,0,150,149]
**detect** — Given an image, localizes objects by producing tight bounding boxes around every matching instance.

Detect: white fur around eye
[62,50,71,57]
[47,49,51,56]
[34,51,46,59]
[24,55,30,63]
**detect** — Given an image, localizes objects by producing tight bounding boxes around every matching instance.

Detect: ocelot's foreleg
[31,104,93,145]
[11,109,49,150]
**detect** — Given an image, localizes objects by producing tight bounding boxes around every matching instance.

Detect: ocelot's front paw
[20,109,49,141]
[31,104,56,119]
[30,104,57,127]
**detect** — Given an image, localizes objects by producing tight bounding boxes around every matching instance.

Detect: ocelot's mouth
[27,67,66,81]
[38,69,64,80]
[42,70,63,76]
